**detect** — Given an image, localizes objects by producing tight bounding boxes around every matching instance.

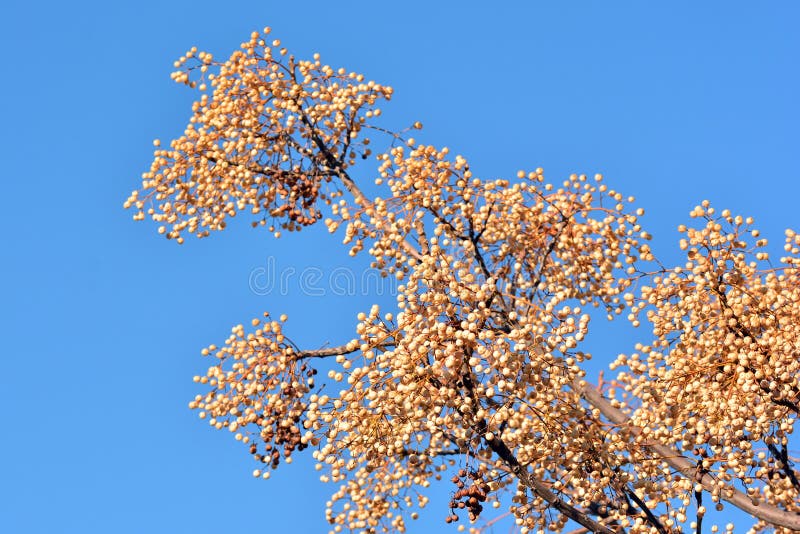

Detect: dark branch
[767,443,800,492]
[457,365,615,533]
[624,486,668,534]
[293,343,360,359]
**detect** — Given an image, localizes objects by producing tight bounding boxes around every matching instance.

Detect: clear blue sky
[2,2,798,533]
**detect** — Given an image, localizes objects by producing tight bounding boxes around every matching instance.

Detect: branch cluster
[131,28,800,534]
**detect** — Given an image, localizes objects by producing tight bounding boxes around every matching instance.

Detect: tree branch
[576,381,800,531]
[399,447,462,458]
[295,107,423,262]
[767,443,800,492]
[293,343,360,359]
[623,486,668,534]
[458,364,616,533]
[482,432,617,534]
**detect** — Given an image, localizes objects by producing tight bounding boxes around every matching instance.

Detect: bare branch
[293,343,360,359]
[767,443,800,492]
[623,486,668,534]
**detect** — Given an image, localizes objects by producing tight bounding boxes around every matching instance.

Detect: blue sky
[2,2,798,533]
